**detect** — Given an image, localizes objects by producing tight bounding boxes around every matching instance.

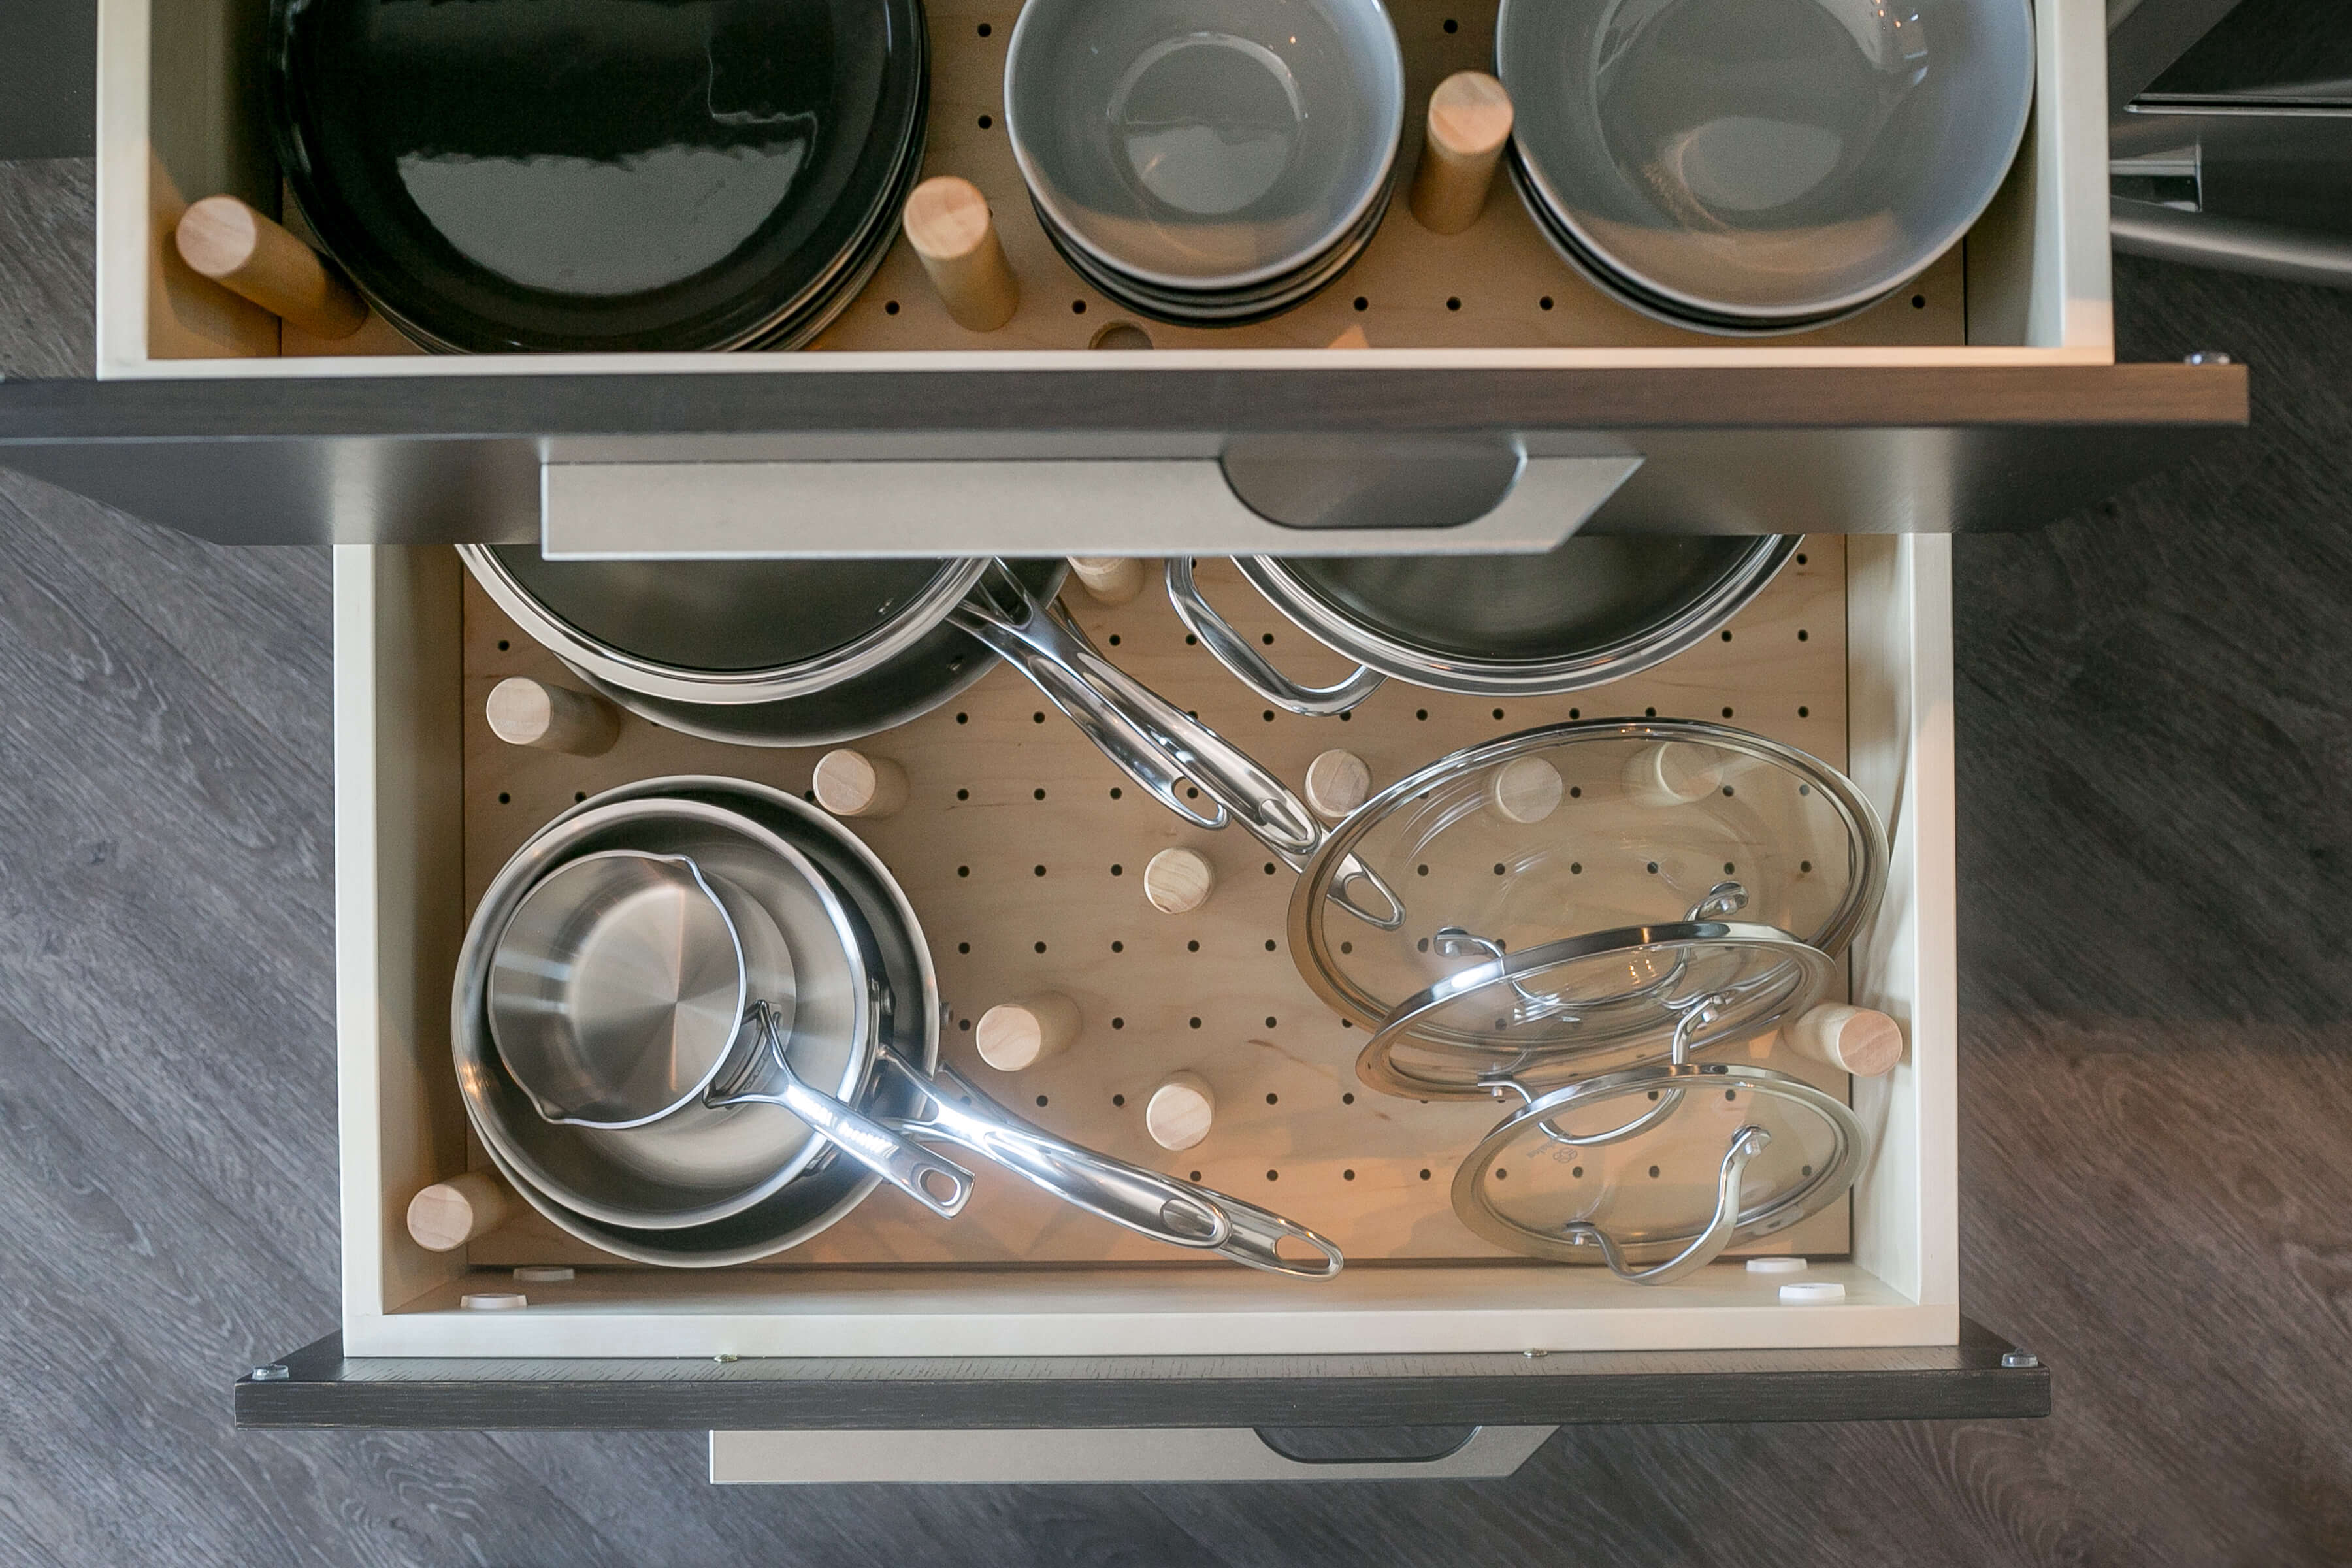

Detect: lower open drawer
[327,533,1956,1372]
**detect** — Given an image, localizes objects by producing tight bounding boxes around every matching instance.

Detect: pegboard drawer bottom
[335,540,1959,1358]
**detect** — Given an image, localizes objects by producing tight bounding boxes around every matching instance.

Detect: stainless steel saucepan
[455,782,1345,1276]
[486,847,977,1220]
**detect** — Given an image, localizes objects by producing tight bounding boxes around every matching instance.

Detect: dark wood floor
[2,155,2348,1566]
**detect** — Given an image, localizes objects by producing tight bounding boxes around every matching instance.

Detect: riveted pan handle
[1165,556,1386,717]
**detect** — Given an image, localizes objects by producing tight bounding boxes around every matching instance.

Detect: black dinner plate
[267,0,927,352]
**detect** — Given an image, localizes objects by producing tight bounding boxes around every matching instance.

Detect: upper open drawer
[0,0,2249,552]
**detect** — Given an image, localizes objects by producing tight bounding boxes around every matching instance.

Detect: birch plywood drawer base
[336,538,1956,1362]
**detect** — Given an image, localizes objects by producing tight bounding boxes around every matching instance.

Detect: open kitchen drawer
[229,532,2053,1473]
[0,0,2249,553]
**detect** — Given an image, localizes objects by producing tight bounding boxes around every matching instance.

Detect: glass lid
[1452,1060,1865,1276]
[1294,719,1886,1047]
[1356,912,1834,1098]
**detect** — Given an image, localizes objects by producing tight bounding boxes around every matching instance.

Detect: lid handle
[1561,1125,1771,1286]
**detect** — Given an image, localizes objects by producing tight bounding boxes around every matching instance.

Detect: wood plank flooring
[2,154,2349,1565]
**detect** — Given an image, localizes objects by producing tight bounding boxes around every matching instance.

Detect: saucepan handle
[1164,556,1386,717]
[707,1005,978,1219]
[1561,1125,1769,1286]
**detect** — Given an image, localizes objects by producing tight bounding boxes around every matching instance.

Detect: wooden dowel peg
[975,992,1082,1071]
[1624,740,1724,806]
[174,194,369,339]
[1068,557,1146,605]
[1326,323,1371,350]
[1146,1071,1215,1151]
[1305,749,1372,820]
[903,176,1020,332]
[406,1172,514,1252]
[1143,847,1215,914]
[813,748,909,819]
[1783,1004,1903,1077]
[1488,755,1563,824]
[1409,73,1514,235]
[486,676,621,757]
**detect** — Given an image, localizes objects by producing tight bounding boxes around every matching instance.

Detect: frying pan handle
[949,567,1227,832]
[1186,1187,1347,1279]
[1164,556,1386,717]
[878,1053,1235,1253]
[953,564,1408,930]
[1561,1125,1770,1286]
[952,563,1322,856]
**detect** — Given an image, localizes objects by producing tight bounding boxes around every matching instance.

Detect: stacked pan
[265,0,929,351]
[1495,0,2036,335]
[1003,0,1406,325]
[455,774,1344,1274]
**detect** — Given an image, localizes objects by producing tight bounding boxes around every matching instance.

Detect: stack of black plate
[266,0,928,353]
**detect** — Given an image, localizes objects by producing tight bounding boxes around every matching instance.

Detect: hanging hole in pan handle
[1165,556,1386,717]
[1327,852,1408,931]
[1561,1124,1771,1286]
[1188,1186,1347,1279]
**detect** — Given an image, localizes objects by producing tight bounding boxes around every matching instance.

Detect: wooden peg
[903,176,1020,331]
[1143,847,1215,914]
[1624,741,1723,806]
[485,676,621,757]
[1146,1071,1215,1151]
[1783,1004,1903,1077]
[975,992,1082,1071]
[1326,323,1371,350]
[174,194,368,339]
[1488,755,1564,824]
[1305,749,1372,820]
[813,748,909,819]
[1068,557,1146,605]
[1409,73,1514,235]
[406,1172,514,1252]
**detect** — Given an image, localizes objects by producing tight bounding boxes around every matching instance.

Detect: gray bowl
[1006,0,1405,293]
[1499,0,2034,323]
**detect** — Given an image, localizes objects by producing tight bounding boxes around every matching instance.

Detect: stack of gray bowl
[1005,0,1405,326]
[1497,0,2036,335]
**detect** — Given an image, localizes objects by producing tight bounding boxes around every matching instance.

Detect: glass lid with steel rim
[1290,719,1887,1049]
[1356,906,1835,1098]
[1452,1058,1866,1279]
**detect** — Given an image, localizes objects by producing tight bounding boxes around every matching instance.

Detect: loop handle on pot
[1560,1124,1770,1286]
[1165,556,1386,717]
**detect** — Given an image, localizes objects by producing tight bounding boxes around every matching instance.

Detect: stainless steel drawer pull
[708,1425,1559,1484]
[540,455,1641,560]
